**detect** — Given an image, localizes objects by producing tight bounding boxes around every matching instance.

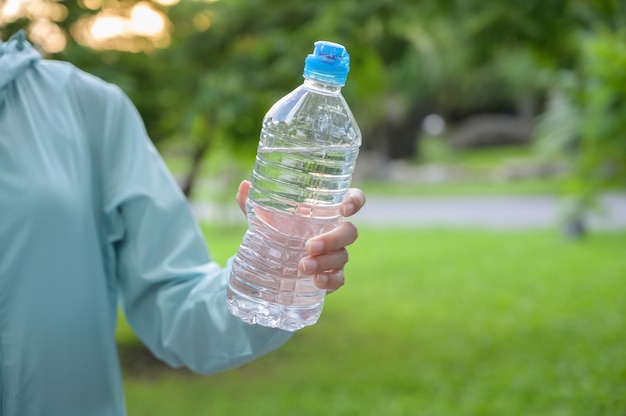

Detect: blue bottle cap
[303,41,350,86]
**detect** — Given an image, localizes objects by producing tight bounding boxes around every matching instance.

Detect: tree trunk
[384,101,431,160]
[561,215,587,239]
[180,141,210,198]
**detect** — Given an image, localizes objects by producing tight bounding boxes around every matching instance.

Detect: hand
[236,180,366,294]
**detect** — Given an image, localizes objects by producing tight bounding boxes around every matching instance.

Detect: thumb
[236,180,251,214]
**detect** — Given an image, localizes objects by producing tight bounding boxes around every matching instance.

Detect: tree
[4,0,622,203]
[534,1,626,237]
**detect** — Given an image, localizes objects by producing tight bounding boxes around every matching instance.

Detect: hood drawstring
[15,30,26,51]
[0,29,26,57]
[0,30,41,92]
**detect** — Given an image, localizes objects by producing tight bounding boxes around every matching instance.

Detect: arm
[101,87,292,374]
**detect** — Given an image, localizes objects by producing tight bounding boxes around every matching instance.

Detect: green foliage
[535,28,626,220]
[3,0,625,201]
[579,30,626,186]
[0,0,556,144]
[119,227,626,415]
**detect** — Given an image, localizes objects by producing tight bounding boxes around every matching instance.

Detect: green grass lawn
[162,141,577,200]
[356,140,569,197]
[118,226,626,415]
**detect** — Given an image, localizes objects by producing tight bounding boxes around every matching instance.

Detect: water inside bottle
[227,146,358,330]
[227,75,360,330]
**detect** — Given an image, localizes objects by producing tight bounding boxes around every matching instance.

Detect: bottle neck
[303,78,342,94]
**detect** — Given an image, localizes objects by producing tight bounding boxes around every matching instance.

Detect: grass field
[117,226,626,415]
[163,141,574,201]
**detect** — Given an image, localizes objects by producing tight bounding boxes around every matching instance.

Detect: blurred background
[2,0,625,414]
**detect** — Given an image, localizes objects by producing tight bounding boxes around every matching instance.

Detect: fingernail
[307,241,324,255]
[301,259,317,273]
[316,274,329,286]
[342,203,355,216]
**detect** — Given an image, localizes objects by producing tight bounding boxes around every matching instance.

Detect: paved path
[191,193,626,230]
[351,193,626,230]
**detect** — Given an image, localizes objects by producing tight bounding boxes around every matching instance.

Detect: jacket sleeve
[100,85,293,374]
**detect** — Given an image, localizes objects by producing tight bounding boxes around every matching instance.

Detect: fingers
[340,188,366,217]
[314,269,345,294]
[305,221,358,255]
[300,248,349,275]
[299,221,358,292]
[235,180,251,214]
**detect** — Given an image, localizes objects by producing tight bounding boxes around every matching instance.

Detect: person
[0,31,365,415]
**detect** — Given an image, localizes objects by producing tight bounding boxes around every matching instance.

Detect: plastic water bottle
[227,41,361,331]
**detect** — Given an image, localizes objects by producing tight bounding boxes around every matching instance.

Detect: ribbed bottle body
[227,83,360,331]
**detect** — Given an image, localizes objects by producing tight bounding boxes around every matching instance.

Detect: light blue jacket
[0,32,292,415]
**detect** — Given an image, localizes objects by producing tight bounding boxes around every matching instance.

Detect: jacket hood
[0,30,41,91]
